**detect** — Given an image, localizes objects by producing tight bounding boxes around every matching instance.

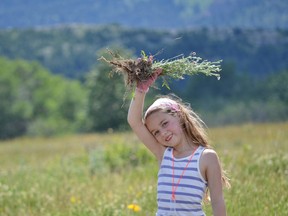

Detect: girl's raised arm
[127,71,165,162]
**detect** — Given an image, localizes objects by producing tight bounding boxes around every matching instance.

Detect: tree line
[0,26,287,80]
[0,48,287,139]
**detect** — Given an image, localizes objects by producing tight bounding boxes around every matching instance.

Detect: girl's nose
[160,130,168,137]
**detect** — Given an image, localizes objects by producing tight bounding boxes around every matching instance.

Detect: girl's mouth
[165,134,172,142]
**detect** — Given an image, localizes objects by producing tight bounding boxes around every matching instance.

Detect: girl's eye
[153,131,159,137]
[162,121,168,127]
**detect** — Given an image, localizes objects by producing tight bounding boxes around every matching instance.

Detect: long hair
[144,94,230,201]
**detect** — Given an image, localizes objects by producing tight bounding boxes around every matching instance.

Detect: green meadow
[0,122,287,216]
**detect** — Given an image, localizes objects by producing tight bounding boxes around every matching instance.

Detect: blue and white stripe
[156,146,207,216]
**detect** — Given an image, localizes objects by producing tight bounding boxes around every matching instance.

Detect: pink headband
[144,98,180,119]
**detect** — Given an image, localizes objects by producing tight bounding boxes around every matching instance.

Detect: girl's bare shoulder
[200,148,221,167]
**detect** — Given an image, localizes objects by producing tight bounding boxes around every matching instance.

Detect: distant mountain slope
[0,0,287,29]
[0,26,287,78]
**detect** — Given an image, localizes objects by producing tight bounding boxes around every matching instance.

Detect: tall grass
[0,122,287,215]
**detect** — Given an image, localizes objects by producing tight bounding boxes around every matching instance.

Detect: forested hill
[1,0,287,29]
[0,26,287,79]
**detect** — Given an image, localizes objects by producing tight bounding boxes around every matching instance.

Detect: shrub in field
[87,141,155,175]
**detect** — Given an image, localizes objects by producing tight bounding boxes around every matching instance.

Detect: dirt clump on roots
[99,50,156,90]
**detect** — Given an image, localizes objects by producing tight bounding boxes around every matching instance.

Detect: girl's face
[145,110,185,147]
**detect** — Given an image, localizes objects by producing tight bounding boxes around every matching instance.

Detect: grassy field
[0,122,287,216]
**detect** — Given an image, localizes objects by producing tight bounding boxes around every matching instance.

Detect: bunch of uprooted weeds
[99,49,222,91]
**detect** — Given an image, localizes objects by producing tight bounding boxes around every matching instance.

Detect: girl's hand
[136,68,162,93]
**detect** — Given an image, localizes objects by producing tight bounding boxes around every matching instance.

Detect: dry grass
[0,122,287,215]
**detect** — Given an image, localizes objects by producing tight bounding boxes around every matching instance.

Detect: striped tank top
[156,146,207,216]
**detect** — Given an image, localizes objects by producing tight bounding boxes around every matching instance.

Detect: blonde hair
[144,94,230,200]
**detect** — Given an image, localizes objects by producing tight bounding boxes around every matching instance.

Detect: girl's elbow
[127,116,139,128]
[211,196,226,216]
[127,115,134,127]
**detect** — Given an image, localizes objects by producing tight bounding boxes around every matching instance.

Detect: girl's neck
[172,133,198,158]
[173,143,198,158]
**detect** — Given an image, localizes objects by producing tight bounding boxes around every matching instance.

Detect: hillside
[0,0,287,29]
[0,26,287,79]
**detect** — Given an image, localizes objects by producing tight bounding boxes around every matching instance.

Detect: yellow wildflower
[70,196,77,203]
[127,204,141,212]
[70,196,81,204]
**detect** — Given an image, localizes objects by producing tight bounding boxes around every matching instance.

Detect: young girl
[127,69,230,216]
